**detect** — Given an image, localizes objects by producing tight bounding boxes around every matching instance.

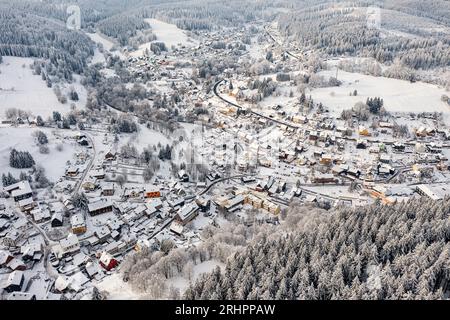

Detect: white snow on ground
[86,33,115,51]
[309,69,450,115]
[86,32,125,60]
[128,19,198,57]
[0,127,79,182]
[0,57,78,118]
[146,18,197,49]
[97,273,145,300]
[167,260,225,293]
[117,124,171,153]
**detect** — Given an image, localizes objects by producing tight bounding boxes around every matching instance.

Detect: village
[1,14,450,300]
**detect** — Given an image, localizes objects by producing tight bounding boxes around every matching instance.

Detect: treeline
[0,7,94,81]
[278,2,450,70]
[185,197,450,300]
[97,14,151,46]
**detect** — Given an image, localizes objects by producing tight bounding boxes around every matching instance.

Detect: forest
[184,198,450,300]
[277,1,450,70]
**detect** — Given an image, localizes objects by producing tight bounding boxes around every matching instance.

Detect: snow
[146,19,197,49]
[0,127,79,182]
[167,259,225,294]
[97,273,144,300]
[193,260,224,277]
[117,124,170,153]
[309,69,450,115]
[86,33,115,52]
[0,57,78,118]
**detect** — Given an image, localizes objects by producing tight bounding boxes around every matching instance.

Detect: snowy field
[309,70,450,115]
[0,57,81,119]
[0,127,79,182]
[97,273,146,300]
[128,19,198,57]
[117,123,171,153]
[146,19,197,49]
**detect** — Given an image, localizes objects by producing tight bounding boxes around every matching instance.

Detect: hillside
[185,198,450,299]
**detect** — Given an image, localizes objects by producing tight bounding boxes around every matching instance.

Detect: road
[72,131,96,196]
[17,210,59,280]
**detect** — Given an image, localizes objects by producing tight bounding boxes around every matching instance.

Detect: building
[224,195,245,212]
[18,197,36,212]
[82,178,97,192]
[53,234,80,258]
[66,167,80,177]
[87,199,113,216]
[99,252,118,271]
[51,212,64,228]
[102,183,115,196]
[7,292,36,300]
[71,213,86,234]
[313,174,338,184]
[3,271,24,293]
[7,181,33,202]
[104,150,117,161]
[178,170,189,182]
[0,250,14,267]
[175,203,200,225]
[169,221,184,236]
[145,186,161,198]
[416,185,443,201]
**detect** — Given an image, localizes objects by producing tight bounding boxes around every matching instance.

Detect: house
[8,181,33,202]
[0,250,14,267]
[225,195,245,212]
[358,126,370,136]
[85,262,100,279]
[71,214,86,234]
[94,226,111,243]
[123,187,143,199]
[53,233,80,258]
[320,154,333,165]
[87,199,113,216]
[21,243,43,261]
[175,203,200,225]
[30,208,51,223]
[356,140,367,149]
[7,258,26,271]
[90,168,105,179]
[99,252,118,271]
[102,183,115,196]
[66,167,80,177]
[169,221,184,236]
[51,212,64,228]
[2,230,21,247]
[82,178,97,192]
[145,186,161,198]
[393,143,405,152]
[78,138,89,146]
[3,271,24,293]
[313,174,338,184]
[7,292,36,300]
[178,170,189,182]
[18,197,36,212]
[416,185,442,201]
[104,150,117,161]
